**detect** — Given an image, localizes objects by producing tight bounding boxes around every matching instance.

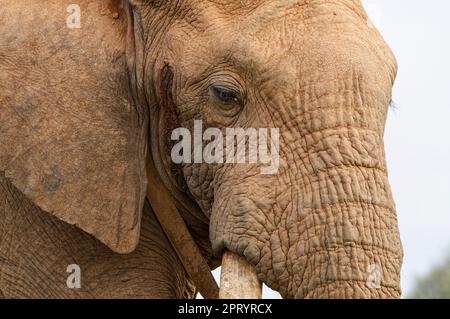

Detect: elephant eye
[210,86,242,104]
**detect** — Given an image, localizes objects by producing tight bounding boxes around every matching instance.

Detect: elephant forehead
[234,9,388,69]
[175,1,393,84]
[207,0,364,21]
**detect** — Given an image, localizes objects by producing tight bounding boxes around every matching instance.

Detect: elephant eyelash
[389,99,398,110]
[210,86,242,104]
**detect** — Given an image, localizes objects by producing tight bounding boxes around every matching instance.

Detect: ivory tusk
[219,250,262,299]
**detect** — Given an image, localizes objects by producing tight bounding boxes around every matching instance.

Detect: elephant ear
[0,2,147,253]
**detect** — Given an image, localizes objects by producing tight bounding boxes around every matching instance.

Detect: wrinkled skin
[0,0,403,298]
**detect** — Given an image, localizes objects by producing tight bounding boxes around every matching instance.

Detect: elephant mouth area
[209,193,403,298]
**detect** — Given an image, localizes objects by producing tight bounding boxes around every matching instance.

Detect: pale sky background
[209,0,450,298]
[365,0,450,297]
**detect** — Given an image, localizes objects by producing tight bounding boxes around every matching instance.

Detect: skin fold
[0,0,403,298]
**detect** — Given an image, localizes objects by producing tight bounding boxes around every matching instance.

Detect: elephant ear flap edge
[0,119,148,254]
[0,64,149,255]
[0,115,148,254]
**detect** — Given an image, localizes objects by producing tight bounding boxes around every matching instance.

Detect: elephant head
[0,0,402,298]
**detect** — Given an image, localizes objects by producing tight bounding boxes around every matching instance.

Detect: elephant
[0,0,403,298]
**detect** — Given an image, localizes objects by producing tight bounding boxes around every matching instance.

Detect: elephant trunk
[280,149,402,298]
[211,127,403,298]
[288,166,403,298]
[283,132,403,298]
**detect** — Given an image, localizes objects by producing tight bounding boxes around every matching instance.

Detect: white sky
[209,0,450,299]
[366,0,450,296]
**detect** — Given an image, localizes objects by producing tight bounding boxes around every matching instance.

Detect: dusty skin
[0,0,402,298]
